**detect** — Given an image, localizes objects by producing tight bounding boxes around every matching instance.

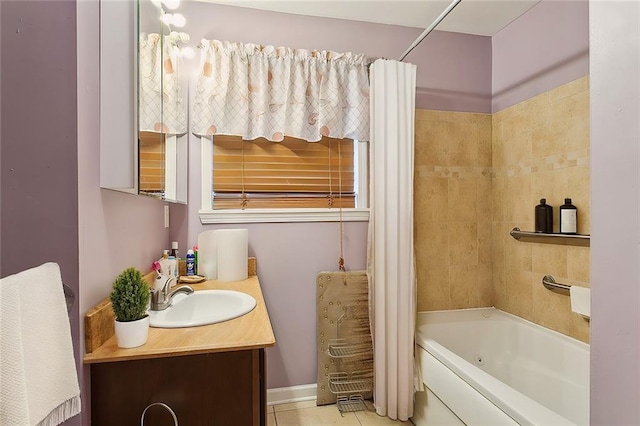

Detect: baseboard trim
[267,383,317,406]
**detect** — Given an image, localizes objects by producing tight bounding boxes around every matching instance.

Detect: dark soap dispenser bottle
[535,199,553,233]
[559,198,577,234]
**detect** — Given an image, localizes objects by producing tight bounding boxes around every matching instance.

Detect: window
[139,131,164,197]
[199,136,369,224]
[138,131,178,200]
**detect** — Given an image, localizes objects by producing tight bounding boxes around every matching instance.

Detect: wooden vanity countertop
[83,276,275,364]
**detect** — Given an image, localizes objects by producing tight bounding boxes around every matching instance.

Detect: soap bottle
[186,249,195,276]
[170,241,179,258]
[193,245,198,276]
[559,198,577,234]
[535,199,553,233]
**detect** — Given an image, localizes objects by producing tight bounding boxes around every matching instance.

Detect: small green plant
[110,267,150,322]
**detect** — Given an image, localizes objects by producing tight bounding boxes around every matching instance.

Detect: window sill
[199,208,370,224]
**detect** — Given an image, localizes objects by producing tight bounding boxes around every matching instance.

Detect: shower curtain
[367,59,417,421]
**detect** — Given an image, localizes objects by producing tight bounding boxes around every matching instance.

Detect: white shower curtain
[367,59,417,421]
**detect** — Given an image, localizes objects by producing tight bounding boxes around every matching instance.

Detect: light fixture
[162,0,180,10]
[180,47,195,59]
[171,13,186,28]
[161,13,173,26]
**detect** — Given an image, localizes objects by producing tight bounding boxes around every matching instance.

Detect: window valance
[139,33,188,134]
[191,40,370,142]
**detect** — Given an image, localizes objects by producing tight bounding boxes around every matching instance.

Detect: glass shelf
[510,227,590,245]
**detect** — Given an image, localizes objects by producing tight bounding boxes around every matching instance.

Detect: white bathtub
[412,308,589,426]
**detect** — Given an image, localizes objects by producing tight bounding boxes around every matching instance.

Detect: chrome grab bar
[542,275,571,293]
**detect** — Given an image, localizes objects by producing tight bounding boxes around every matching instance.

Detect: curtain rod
[398,0,462,62]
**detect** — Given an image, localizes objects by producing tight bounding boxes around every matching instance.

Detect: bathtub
[412,308,589,426]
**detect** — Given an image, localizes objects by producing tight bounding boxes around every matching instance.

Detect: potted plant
[110,267,151,348]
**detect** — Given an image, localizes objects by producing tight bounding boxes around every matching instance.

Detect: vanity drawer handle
[140,402,178,426]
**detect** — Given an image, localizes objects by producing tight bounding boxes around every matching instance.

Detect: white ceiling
[201,0,540,36]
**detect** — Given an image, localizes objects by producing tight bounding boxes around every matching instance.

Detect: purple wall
[590,1,640,423]
[1,2,80,425]
[492,0,589,112]
[410,30,492,113]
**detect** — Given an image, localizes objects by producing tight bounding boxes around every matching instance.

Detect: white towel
[0,262,81,425]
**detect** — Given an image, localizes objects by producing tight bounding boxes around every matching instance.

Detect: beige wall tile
[414,177,448,223]
[505,234,532,272]
[477,118,493,167]
[506,269,534,321]
[477,265,493,307]
[477,176,492,221]
[562,91,590,154]
[448,178,477,222]
[450,266,479,309]
[477,222,492,266]
[492,174,505,222]
[508,174,532,223]
[418,266,450,311]
[546,114,570,157]
[448,222,478,266]
[489,77,590,342]
[492,266,507,310]
[503,118,533,165]
[491,222,506,268]
[414,81,590,322]
[492,120,506,168]
[532,243,568,277]
[417,121,449,167]
[415,110,493,312]
[567,245,590,283]
[528,92,552,129]
[446,122,479,167]
[415,222,449,268]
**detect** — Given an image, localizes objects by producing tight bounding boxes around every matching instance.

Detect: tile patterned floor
[267,400,414,425]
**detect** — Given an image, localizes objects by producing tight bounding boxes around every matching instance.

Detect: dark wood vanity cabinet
[90,349,266,425]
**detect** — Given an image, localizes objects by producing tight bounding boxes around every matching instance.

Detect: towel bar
[542,275,571,293]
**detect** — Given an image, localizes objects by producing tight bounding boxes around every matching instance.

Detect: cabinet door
[91,350,264,425]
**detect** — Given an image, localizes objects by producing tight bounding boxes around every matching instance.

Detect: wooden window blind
[139,131,165,194]
[213,135,355,209]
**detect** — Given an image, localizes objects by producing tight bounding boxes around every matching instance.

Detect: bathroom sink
[149,289,257,328]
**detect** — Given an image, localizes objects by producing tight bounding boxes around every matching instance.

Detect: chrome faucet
[150,274,194,311]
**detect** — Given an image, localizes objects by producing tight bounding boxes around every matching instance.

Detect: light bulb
[161,13,173,25]
[181,47,195,59]
[162,0,180,10]
[172,13,186,28]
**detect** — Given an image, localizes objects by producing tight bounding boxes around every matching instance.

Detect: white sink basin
[149,289,257,328]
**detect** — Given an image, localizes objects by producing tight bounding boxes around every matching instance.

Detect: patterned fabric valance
[139,33,187,134]
[191,40,370,142]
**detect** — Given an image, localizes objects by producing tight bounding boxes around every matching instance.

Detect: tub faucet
[150,275,194,311]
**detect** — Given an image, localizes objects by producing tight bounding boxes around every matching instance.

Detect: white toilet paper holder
[542,275,571,293]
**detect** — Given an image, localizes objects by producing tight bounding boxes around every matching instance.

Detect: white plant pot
[114,316,149,348]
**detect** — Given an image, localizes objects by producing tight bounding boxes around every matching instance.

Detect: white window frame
[199,136,370,224]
